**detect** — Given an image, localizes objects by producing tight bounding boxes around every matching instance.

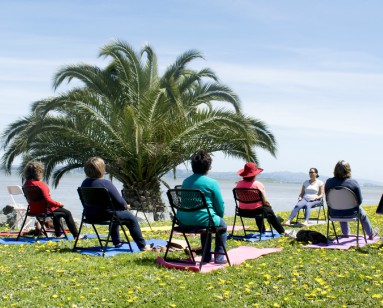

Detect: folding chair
[376,194,383,215]
[7,185,33,231]
[74,187,133,257]
[326,186,367,247]
[121,189,152,231]
[232,188,275,240]
[17,185,68,241]
[294,198,326,225]
[164,189,231,271]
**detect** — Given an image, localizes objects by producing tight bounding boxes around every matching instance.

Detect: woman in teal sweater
[177,150,227,264]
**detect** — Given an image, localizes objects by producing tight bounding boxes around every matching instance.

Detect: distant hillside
[165,169,383,187]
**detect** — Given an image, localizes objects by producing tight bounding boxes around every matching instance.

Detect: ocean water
[1,172,382,220]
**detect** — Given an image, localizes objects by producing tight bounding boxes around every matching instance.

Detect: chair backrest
[7,185,24,205]
[232,188,265,210]
[22,185,49,214]
[326,186,359,218]
[167,189,215,225]
[22,185,45,203]
[77,187,115,220]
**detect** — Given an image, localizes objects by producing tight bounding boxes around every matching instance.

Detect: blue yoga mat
[228,231,281,242]
[0,234,98,245]
[74,238,168,257]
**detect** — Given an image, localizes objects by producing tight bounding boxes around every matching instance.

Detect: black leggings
[238,206,285,234]
[51,208,78,237]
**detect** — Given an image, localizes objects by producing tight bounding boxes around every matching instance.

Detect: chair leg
[231,213,238,236]
[16,213,29,241]
[36,216,49,240]
[239,216,247,236]
[51,215,68,240]
[266,215,275,238]
[119,224,133,252]
[356,219,360,248]
[92,225,104,247]
[72,218,84,251]
[101,222,114,257]
[214,230,231,267]
[331,221,339,244]
[199,233,211,271]
[183,233,196,264]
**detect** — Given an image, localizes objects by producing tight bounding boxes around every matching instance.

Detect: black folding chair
[232,188,275,240]
[294,198,326,224]
[17,185,68,241]
[74,187,133,257]
[121,189,152,231]
[164,189,231,271]
[326,186,367,247]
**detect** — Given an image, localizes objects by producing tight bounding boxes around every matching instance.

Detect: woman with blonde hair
[81,157,149,250]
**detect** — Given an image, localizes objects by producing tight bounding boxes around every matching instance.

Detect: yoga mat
[228,231,281,242]
[75,238,167,257]
[174,225,249,236]
[0,234,99,245]
[157,246,282,273]
[306,235,380,249]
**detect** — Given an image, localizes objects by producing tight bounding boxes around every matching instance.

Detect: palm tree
[1,40,277,218]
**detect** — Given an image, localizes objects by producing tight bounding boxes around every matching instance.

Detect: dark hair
[23,161,44,181]
[334,160,351,179]
[191,150,212,174]
[310,167,319,178]
[243,176,256,182]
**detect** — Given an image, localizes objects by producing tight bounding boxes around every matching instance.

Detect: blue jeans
[112,210,146,250]
[180,218,227,262]
[339,207,373,236]
[288,199,321,221]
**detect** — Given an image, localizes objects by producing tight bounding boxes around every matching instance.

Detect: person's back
[235,179,264,210]
[178,173,224,226]
[81,177,126,219]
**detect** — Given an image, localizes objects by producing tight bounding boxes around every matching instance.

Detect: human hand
[59,203,64,208]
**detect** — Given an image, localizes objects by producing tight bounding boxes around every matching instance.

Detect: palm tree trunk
[122,178,168,221]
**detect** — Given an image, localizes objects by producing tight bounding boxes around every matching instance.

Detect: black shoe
[114,242,123,248]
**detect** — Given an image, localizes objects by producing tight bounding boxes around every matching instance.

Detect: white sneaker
[283,229,297,239]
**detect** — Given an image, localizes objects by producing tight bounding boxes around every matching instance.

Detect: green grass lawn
[1,206,383,307]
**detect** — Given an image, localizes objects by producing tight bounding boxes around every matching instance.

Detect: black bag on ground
[296,230,327,244]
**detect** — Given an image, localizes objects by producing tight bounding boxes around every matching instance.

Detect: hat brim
[237,168,263,178]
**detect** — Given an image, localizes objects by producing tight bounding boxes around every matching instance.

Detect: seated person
[177,150,227,264]
[284,167,324,226]
[81,157,149,250]
[325,160,378,240]
[23,161,79,238]
[235,162,285,235]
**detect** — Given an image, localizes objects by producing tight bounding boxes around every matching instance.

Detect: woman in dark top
[81,157,149,250]
[325,160,378,240]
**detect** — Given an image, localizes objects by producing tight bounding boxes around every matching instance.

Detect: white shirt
[303,179,324,200]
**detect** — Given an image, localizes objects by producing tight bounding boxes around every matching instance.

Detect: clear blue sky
[1,0,383,182]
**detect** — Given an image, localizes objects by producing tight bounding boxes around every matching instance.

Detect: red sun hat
[237,162,263,178]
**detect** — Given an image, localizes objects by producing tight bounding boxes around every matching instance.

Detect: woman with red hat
[235,162,285,235]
